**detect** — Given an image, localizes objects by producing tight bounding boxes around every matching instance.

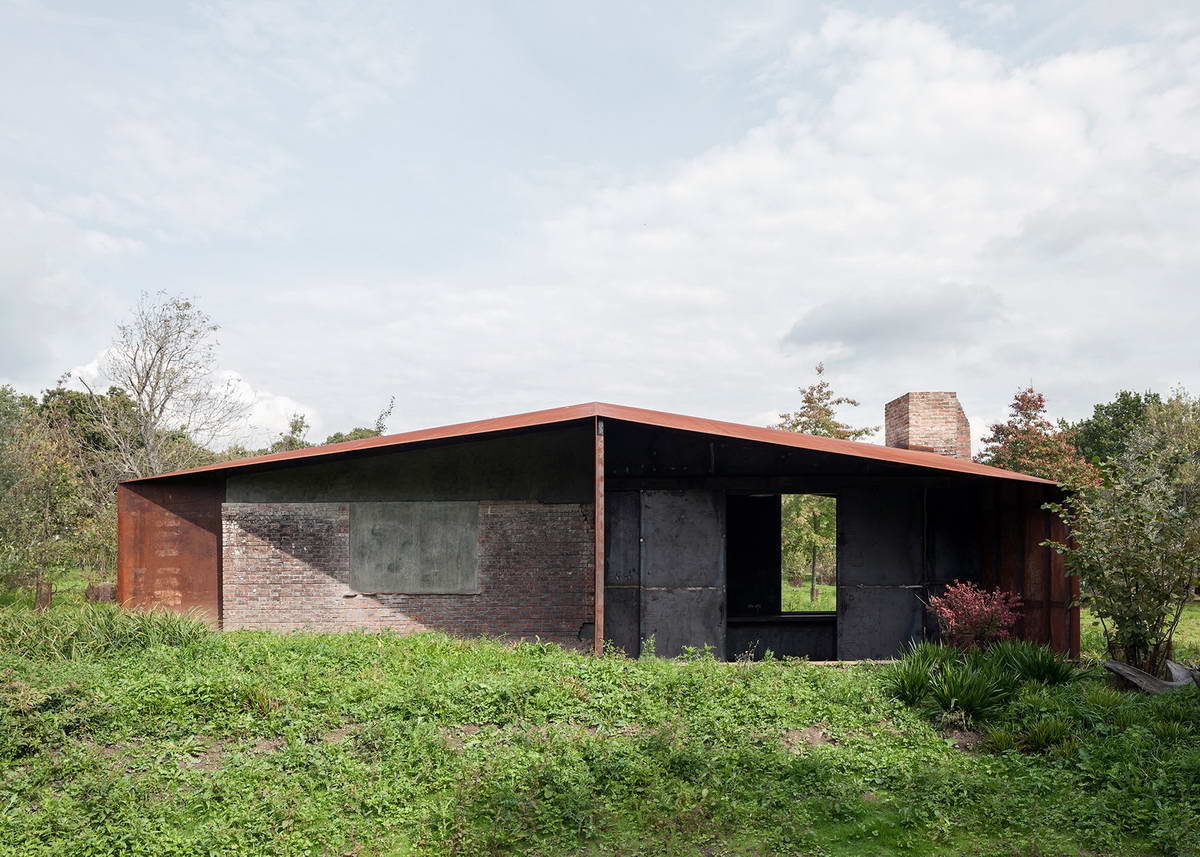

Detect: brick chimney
[884,392,971,459]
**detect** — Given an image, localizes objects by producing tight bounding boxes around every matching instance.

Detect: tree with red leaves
[975,387,1098,487]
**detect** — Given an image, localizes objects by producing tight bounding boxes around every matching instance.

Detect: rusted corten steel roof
[120,401,1056,485]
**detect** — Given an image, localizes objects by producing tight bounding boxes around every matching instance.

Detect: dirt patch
[861,792,880,803]
[945,729,984,752]
[442,724,483,750]
[322,724,360,744]
[251,737,285,754]
[180,740,227,771]
[782,725,834,751]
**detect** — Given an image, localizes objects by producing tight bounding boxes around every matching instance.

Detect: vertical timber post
[593,417,605,656]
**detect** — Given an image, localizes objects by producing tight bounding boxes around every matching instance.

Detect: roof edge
[120,400,1056,486]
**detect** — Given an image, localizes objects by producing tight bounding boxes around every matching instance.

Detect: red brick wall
[884,392,971,459]
[221,501,595,648]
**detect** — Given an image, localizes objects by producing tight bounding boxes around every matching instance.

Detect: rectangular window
[781,494,837,613]
[349,501,480,594]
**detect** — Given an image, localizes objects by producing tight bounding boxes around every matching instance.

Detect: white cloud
[201,0,419,128]
[526,9,1200,440]
[222,371,322,449]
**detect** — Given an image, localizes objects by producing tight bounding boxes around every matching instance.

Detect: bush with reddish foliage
[927,581,1022,649]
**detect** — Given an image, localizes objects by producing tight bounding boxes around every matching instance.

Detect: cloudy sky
[3,0,1198,448]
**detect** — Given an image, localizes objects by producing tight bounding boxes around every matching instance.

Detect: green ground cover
[2,603,1198,856]
[781,581,837,612]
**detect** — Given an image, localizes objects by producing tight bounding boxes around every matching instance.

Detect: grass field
[781,580,837,612]
[2,602,1199,856]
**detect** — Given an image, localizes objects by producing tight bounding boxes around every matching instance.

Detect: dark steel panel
[603,586,640,656]
[116,477,224,624]
[837,484,924,659]
[727,615,835,660]
[641,588,725,659]
[604,491,640,585]
[640,490,724,588]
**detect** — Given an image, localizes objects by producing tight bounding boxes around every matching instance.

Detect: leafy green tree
[774,364,875,606]
[976,388,1098,486]
[1068,390,1161,464]
[0,405,91,596]
[1046,390,1200,676]
[269,414,312,453]
[776,363,878,440]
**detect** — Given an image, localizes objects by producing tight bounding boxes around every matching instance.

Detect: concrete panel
[640,490,724,588]
[641,587,725,659]
[228,425,592,504]
[837,483,923,659]
[603,585,640,656]
[604,491,640,585]
[349,502,479,594]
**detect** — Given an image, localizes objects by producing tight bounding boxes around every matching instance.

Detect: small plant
[1023,716,1074,752]
[983,726,1021,753]
[884,654,935,706]
[986,640,1080,685]
[1150,720,1194,742]
[926,663,1010,722]
[927,581,1022,649]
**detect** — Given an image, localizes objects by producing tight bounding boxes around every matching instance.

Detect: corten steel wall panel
[726,494,783,616]
[226,425,593,505]
[976,483,1076,656]
[604,490,641,656]
[837,484,924,660]
[1022,485,1051,646]
[117,477,225,623]
[640,490,725,658]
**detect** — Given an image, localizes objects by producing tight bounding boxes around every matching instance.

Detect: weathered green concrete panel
[350,502,479,594]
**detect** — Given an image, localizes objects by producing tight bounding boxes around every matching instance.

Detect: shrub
[927,581,1022,649]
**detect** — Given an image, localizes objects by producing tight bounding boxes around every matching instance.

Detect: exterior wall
[226,424,592,504]
[884,392,971,460]
[222,500,595,649]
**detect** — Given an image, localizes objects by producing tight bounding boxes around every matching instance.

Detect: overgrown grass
[0,602,209,660]
[882,639,1200,854]
[1,606,1198,856]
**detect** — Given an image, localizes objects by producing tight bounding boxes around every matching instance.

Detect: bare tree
[67,292,249,480]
